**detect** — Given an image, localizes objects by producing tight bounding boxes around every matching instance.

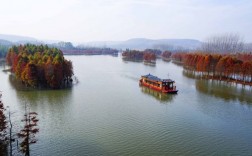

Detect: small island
[161,51,172,61]
[6,44,74,89]
[122,49,160,64]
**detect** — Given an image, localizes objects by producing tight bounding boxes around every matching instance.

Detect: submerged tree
[18,105,39,156]
[180,52,252,84]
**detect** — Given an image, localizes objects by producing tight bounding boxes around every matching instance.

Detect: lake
[1,55,252,155]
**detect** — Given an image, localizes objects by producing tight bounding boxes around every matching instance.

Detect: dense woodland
[122,49,157,61]
[161,51,172,61]
[161,51,172,58]
[172,52,252,84]
[6,44,74,89]
[122,50,144,60]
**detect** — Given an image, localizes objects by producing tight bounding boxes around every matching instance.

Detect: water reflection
[143,61,156,67]
[122,58,157,67]
[111,53,119,57]
[8,75,73,107]
[8,74,73,90]
[171,61,183,67]
[162,58,171,62]
[196,79,252,104]
[183,69,202,79]
[122,58,143,63]
[0,55,251,155]
[183,69,252,104]
[140,85,175,103]
[0,61,8,72]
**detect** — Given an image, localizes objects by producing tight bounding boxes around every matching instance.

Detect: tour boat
[139,74,178,94]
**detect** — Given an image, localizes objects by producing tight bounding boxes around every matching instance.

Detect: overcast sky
[0,0,251,42]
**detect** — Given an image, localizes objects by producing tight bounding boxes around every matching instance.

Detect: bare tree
[0,92,24,156]
[6,107,18,156]
[0,92,8,155]
[243,43,252,52]
[18,104,39,156]
[201,33,244,53]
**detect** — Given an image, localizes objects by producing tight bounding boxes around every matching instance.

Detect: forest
[172,52,252,84]
[6,44,74,89]
[122,49,158,61]
[161,51,172,61]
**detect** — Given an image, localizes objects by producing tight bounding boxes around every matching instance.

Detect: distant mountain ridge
[0,39,13,45]
[82,38,202,50]
[0,34,37,42]
[0,34,202,51]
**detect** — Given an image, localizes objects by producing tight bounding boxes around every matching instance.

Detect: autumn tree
[172,52,187,62]
[63,60,73,83]
[181,52,252,85]
[143,52,156,61]
[241,61,252,82]
[6,44,74,89]
[122,50,144,60]
[162,51,172,59]
[202,55,211,76]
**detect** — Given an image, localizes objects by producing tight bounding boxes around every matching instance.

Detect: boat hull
[139,80,178,94]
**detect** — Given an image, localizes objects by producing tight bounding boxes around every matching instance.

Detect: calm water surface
[1,55,252,155]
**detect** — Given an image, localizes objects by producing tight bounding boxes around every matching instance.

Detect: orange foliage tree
[180,52,252,84]
[6,44,74,89]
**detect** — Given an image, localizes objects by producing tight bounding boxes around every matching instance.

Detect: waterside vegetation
[6,44,74,89]
[172,52,252,85]
[122,49,160,63]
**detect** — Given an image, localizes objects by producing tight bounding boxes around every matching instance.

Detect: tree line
[6,44,74,89]
[161,51,172,61]
[201,34,244,53]
[122,49,159,61]
[172,52,252,84]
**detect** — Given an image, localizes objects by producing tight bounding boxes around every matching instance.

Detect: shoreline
[0,58,5,62]
[173,58,252,87]
[183,69,252,87]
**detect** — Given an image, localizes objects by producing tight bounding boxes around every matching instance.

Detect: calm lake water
[1,55,252,156]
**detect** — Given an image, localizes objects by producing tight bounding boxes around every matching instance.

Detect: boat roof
[142,74,174,83]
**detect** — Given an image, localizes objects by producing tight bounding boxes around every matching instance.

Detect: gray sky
[0,0,251,42]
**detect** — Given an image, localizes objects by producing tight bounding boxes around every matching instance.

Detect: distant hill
[82,38,202,51]
[0,34,37,43]
[0,39,13,45]
[0,34,202,51]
